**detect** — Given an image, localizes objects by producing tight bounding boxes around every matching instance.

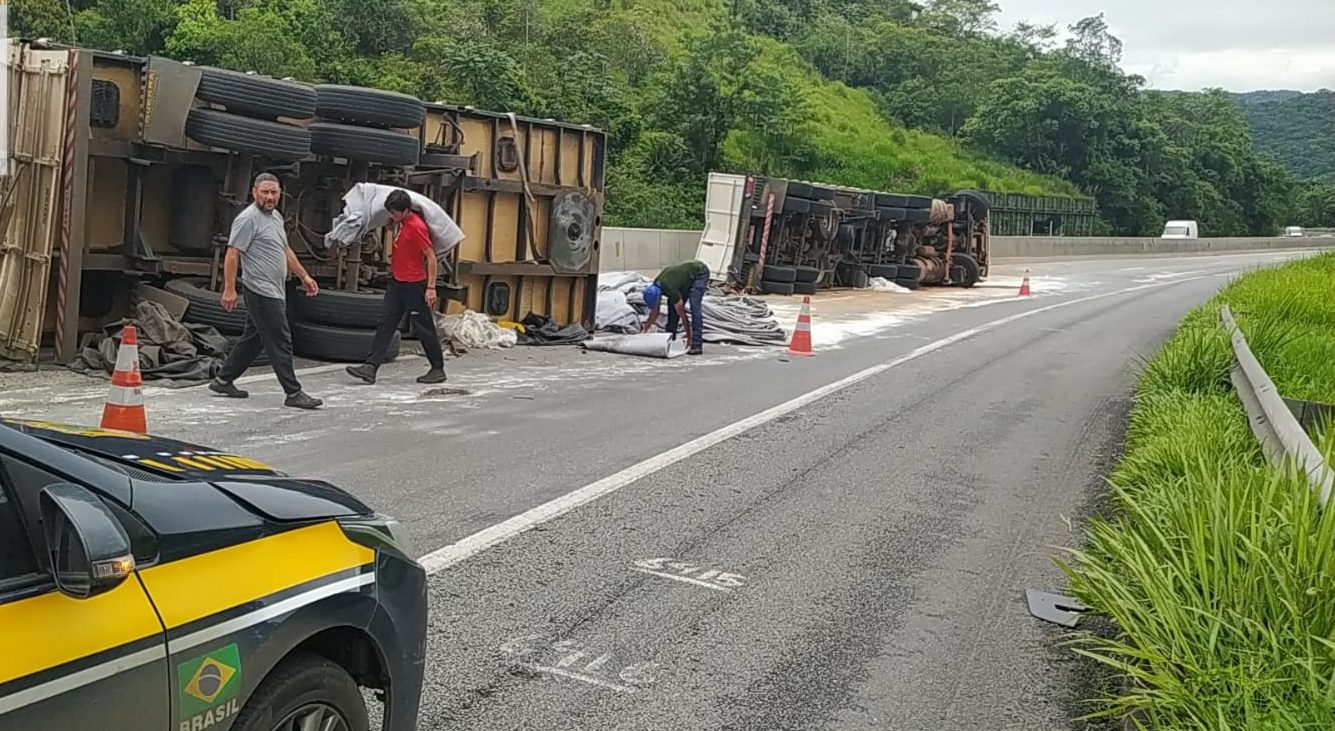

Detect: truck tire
[896,276,921,290]
[292,288,386,329]
[874,193,907,208]
[165,278,248,335]
[760,265,798,284]
[292,321,399,363]
[903,195,933,210]
[793,265,821,284]
[782,197,811,215]
[195,67,316,120]
[877,207,907,222]
[793,281,817,296]
[868,264,899,280]
[947,252,981,288]
[229,653,369,731]
[185,108,311,162]
[845,270,869,288]
[955,189,991,217]
[314,84,427,129]
[906,208,932,224]
[309,122,420,167]
[760,280,795,295]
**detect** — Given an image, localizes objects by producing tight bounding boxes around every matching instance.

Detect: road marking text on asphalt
[632,558,746,592]
[500,636,659,693]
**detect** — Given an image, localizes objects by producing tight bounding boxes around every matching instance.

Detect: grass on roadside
[1058,252,1335,729]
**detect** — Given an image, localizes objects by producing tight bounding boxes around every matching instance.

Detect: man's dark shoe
[209,379,249,398]
[687,345,704,356]
[346,363,377,384]
[417,367,447,384]
[284,391,323,410]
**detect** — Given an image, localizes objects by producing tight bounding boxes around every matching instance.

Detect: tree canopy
[12,0,1333,233]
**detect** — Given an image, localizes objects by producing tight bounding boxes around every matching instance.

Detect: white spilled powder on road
[767,306,910,348]
[763,274,1086,349]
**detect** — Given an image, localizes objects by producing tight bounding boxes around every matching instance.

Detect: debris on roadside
[598,271,787,346]
[68,300,236,388]
[868,277,912,294]
[1024,589,1091,629]
[582,332,687,359]
[517,313,590,346]
[434,310,518,353]
[596,288,641,334]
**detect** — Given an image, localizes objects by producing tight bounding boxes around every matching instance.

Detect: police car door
[0,451,171,730]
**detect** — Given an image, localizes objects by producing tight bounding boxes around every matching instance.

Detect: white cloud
[997,0,1335,91]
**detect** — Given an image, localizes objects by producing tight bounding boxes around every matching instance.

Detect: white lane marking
[519,663,639,693]
[166,573,375,655]
[417,271,1232,574]
[0,645,166,716]
[631,557,746,591]
[501,636,659,693]
[632,567,734,593]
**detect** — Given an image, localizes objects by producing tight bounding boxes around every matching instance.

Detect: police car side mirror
[39,484,136,600]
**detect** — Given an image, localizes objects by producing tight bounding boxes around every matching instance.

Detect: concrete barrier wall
[599,227,1333,271]
[991,236,1331,258]
[600,228,701,273]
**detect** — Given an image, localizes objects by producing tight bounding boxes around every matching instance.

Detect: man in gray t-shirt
[209,173,323,410]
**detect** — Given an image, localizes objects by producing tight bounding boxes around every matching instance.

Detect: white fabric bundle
[324,182,465,260]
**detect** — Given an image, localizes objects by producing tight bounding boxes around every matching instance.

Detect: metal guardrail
[1221,304,1335,507]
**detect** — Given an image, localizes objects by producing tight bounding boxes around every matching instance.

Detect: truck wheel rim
[273,702,349,731]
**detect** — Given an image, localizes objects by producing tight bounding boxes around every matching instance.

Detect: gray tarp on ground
[598,272,787,347]
[70,300,235,388]
[581,332,686,359]
[323,182,465,260]
[596,290,641,334]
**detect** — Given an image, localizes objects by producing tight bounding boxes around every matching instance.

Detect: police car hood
[2,418,375,521]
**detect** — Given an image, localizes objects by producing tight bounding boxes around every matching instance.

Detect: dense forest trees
[1231,91,1334,181]
[11,0,1335,233]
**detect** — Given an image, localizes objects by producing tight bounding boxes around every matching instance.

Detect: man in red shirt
[346,190,447,385]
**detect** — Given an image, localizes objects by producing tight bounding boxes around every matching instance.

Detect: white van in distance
[1161,220,1199,239]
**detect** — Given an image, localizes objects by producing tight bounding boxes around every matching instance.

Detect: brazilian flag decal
[178,643,242,716]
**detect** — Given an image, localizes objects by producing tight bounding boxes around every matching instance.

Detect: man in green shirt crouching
[641,259,710,355]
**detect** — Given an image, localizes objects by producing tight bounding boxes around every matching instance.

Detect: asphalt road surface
[3,249,1324,729]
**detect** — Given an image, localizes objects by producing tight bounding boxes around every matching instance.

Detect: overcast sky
[996,0,1335,92]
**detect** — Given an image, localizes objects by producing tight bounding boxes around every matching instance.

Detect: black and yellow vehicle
[0,418,426,731]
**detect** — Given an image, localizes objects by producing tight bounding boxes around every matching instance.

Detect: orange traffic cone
[786,296,815,357]
[1018,269,1032,297]
[101,325,147,434]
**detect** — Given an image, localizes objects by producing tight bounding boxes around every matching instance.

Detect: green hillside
[1231,90,1335,181]
[11,0,1329,233]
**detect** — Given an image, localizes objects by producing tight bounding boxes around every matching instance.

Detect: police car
[0,418,426,731]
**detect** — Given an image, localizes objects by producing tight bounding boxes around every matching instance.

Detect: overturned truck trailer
[696,173,990,295]
[1,39,606,365]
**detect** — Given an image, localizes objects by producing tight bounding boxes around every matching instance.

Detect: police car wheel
[230,653,369,731]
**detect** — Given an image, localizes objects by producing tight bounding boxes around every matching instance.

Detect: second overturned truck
[696,173,991,295]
